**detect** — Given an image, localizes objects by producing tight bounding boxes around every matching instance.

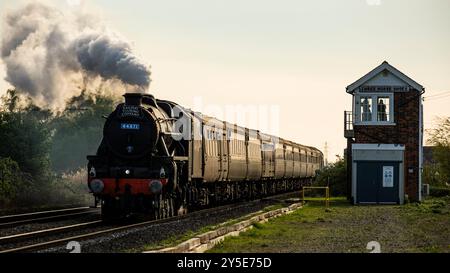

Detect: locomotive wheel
[155,194,171,219]
[161,196,168,219]
[101,198,123,221]
[153,195,161,220]
[152,195,176,219]
[101,203,113,221]
[174,198,187,216]
[168,197,175,217]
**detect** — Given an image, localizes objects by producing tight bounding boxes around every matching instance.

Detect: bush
[315,158,347,196]
[422,163,447,187]
[429,186,450,197]
[427,117,450,184]
[0,158,23,205]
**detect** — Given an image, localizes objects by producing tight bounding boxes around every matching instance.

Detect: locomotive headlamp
[90,179,104,194]
[160,167,166,178]
[149,180,163,194]
[89,167,96,177]
[126,146,134,153]
[125,169,131,175]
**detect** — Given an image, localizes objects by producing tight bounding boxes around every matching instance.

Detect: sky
[1,0,450,163]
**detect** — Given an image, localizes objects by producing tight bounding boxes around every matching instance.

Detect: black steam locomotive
[87,93,323,219]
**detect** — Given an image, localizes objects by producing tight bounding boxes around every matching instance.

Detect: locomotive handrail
[157,117,178,122]
[155,155,188,161]
[161,132,184,138]
[172,156,189,161]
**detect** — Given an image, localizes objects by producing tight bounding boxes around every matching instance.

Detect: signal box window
[377,97,390,122]
[360,96,372,122]
[355,93,394,125]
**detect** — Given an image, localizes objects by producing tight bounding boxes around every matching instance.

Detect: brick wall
[353,90,421,201]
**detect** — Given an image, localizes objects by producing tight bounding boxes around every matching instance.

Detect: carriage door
[220,125,229,181]
[190,112,203,179]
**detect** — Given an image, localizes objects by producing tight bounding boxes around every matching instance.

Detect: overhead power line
[423,91,450,102]
[425,90,450,98]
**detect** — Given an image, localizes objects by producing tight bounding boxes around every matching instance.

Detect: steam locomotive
[87,93,323,219]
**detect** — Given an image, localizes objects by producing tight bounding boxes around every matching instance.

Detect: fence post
[326,187,329,208]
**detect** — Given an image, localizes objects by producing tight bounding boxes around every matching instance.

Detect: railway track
[0,220,102,245]
[0,191,299,253]
[0,207,99,228]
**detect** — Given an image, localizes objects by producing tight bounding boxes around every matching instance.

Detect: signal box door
[356,161,400,204]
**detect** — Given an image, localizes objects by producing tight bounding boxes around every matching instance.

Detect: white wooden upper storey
[346,61,424,125]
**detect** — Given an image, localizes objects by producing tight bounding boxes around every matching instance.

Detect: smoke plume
[1,3,151,107]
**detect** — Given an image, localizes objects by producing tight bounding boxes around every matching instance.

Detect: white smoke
[1,2,151,107]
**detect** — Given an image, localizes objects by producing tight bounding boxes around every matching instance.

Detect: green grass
[136,202,291,252]
[209,197,450,253]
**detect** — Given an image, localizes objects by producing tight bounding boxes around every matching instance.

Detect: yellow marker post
[301,186,330,208]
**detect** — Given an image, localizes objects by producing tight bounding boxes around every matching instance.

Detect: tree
[427,117,450,185]
[0,89,117,208]
[0,90,52,178]
[50,91,118,173]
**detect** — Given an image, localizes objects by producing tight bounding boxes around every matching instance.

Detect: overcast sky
[1,0,449,162]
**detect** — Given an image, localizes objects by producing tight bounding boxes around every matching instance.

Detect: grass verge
[208,196,450,253]
[137,202,291,252]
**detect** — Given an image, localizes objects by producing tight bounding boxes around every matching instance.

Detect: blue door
[356,161,400,204]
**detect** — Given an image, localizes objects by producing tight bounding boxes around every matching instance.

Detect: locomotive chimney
[123,93,143,106]
[123,93,158,107]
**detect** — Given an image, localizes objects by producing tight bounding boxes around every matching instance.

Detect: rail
[0,191,298,253]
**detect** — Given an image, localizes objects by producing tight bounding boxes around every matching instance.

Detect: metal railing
[344,111,354,138]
